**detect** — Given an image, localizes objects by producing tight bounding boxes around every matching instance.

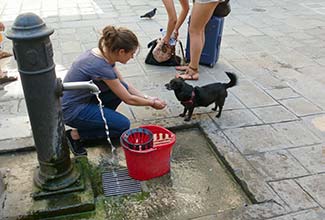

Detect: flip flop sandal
[0,51,13,59]
[176,66,199,80]
[0,75,17,84]
[177,73,199,80]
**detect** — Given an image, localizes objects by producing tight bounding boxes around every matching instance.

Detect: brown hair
[98,25,139,56]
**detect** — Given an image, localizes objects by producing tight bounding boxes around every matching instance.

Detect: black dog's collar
[181,91,195,106]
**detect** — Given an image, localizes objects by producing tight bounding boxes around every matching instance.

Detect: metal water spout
[55,79,100,97]
[62,80,99,93]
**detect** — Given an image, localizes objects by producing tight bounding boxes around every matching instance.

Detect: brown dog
[165,72,237,121]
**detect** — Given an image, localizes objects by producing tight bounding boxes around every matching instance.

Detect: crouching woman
[62,25,166,156]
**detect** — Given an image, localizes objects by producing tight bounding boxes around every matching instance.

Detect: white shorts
[195,0,222,3]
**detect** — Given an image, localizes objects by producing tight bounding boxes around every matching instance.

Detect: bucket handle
[122,145,157,153]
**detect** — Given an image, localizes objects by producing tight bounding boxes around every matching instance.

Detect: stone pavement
[1,0,325,219]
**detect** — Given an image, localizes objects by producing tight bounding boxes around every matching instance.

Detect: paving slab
[222,92,246,110]
[296,65,325,85]
[246,150,309,181]
[251,105,298,124]
[301,114,325,141]
[220,47,247,61]
[214,202,286,220]
[315,57,325,66]
[224,125,292,154]
[0,99,19,114]
[232,25,265,37]
[231,79,278,108]
[228,60,272,80]
[200,121,237,156]
[285,74,325,110]
[0,115,31,140]
[211,109,262,129]
[296,173,325,208]
[269,179,318,211]
[279,97,323,117]
[271,121,322,147]
[223,151,277,203]
[253,73,288,90]
[270,68,303,82]
[274,50,316,69]
[0,137,34,154]
[269,208,325,220]
[265,87,300,100]
[289,144,325,174]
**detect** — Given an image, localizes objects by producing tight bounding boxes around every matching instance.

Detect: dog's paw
[212,107,217,111]
[179,113,185,117]
[184,117,191,121]
[216,114,221,118]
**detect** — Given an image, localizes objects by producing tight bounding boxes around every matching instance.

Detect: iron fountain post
[5,12,81,191]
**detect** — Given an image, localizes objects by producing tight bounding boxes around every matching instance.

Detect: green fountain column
[5,12,95,218]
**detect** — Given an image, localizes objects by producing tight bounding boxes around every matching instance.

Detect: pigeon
[140,8,157,19]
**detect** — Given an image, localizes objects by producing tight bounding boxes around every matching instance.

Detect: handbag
[145,38,185,66]
[213,0,231,18]
[152,39,173,63]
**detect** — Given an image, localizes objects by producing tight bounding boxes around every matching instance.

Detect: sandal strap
[188,66,198,71]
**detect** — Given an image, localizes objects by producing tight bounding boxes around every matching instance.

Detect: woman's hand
[150,97,167,110]
[172,30,179,40]
[162,36,170,45]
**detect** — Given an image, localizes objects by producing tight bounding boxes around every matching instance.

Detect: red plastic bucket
[120,125,176,180]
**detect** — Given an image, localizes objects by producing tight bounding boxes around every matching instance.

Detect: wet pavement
[1,0,325,219]
[0,128,250,219]
[123,129,249,219]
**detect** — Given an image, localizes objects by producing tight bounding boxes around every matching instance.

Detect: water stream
[94,92,119,176]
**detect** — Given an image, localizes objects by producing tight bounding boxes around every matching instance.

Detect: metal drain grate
[102,168,141,197]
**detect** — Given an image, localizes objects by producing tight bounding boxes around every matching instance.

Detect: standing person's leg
[177,1,220,80]
[162,0,177,44]
[173,0,190,39]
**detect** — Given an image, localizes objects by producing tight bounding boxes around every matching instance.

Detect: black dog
[165,72,237,121]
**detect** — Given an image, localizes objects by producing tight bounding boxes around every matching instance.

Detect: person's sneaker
[66,130,87,156]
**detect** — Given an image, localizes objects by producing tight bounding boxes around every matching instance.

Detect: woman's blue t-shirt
[62,50,117,122]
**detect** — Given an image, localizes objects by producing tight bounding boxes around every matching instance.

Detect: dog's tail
[224,72,237,89]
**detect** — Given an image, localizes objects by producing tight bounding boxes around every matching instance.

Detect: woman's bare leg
[174,0,190,37]
[178,1,219,80]
[162,0,177,44]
